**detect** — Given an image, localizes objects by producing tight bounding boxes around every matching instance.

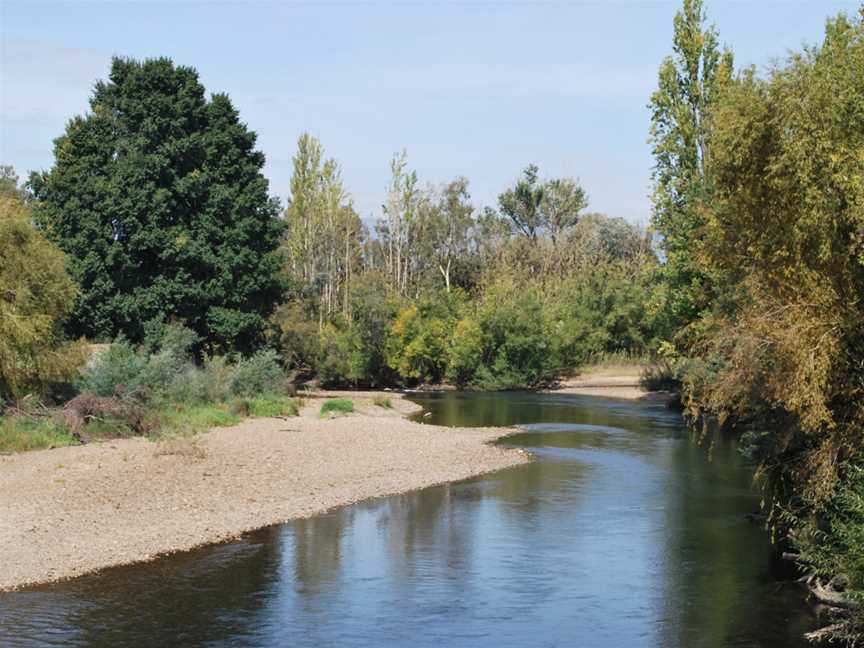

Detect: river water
[0,392,819,647]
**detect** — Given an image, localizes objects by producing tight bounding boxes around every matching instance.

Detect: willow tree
[30,57,283,353]
[0,196,86,399]
[649,0,733,342]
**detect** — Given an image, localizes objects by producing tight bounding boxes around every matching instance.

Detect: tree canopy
[30,56,284,353]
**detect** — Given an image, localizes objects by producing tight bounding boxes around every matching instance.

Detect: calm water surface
[0,392,819,647]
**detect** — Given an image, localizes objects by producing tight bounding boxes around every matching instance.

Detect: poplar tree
[649,0,733,340]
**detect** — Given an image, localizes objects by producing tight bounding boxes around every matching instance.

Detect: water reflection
[0,393,818,647]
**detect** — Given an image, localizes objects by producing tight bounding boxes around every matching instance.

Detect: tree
[498,164,587,244]
[282,133,364,322]
[675,11,864,641]
[30,57,283,353]
[427,178,476,292]
[541,178,587,246]
[378,151,423,296]
[649,0,733,341]
[498,164,544,240]
[0,165,25,201]
[0,196,86,399]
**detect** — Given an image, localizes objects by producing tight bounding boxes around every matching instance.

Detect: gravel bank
[0,393,528,590]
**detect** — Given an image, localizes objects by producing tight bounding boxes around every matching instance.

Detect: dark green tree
[30,57,283,353]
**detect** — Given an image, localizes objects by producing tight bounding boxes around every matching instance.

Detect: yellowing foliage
[0,196,86,399]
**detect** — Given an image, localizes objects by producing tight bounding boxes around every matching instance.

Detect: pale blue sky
[1,1,859,224]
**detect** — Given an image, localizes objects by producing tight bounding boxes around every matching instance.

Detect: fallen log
[802,574,861,611]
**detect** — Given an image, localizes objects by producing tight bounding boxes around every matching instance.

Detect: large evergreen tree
[30,57,283,353]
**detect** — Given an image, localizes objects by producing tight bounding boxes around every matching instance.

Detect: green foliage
[792,464,864,594]
[157,403,241,435]
[0,196,87,400]
[320,398,354,417]
[460,278,560,390]
[77,340,148,397]
[229,349,286,397]
[656,9,864,641]
[649,0,734,342]
[313,272,397,387]
[497,164,587,243]
[244,395,298,417]
[446,317,484,387]
[78,325,285,406]
[385,294,462,384]
[30,56,284,353]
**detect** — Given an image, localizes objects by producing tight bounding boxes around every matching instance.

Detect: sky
[1,1,860,225]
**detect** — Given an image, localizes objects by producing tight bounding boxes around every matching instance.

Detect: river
[0,392,818,647]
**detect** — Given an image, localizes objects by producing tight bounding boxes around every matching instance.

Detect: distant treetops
[30,57,283,354]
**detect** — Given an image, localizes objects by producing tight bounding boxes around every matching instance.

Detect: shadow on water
[0,392,819,647]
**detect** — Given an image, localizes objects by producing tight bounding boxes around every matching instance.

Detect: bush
[320,398,354,417]
[77,340,149,397]
[170,356,235,404]
[446,317,484,387]
[230,349,286,397]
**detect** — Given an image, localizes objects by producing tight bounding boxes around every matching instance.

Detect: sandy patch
[0,392,528,591]
[544,367,670,402]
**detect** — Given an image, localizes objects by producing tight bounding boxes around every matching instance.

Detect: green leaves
[32,56,283,353]
[649,0,733,341]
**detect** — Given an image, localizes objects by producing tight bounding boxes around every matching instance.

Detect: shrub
[320,398,354,417]
[77,341,149,397]
[170,356,234,404]
[230,349,286,397]
[58,392,153,440]
[446,317,484,387]
[386,304,449,384]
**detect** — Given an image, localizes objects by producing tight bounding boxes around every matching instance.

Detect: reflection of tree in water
[37,526,285,647]
[291,507,355,593]
[655,433,815,648]
[382,483,476,582]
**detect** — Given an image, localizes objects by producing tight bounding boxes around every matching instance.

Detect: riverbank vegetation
[646,1,864,640]
[1,2,863,641]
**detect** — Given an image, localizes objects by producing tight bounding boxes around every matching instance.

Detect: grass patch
[0,415,78,453]
[372,395,392,408]
[232,395,298,418]
[157,403,241,436]
[320,398,354,418]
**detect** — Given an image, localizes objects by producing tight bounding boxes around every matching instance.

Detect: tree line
[647,1,864,641]
[2,55,666,402]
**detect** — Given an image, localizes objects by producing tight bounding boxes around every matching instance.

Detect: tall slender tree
[649,0,733,340]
